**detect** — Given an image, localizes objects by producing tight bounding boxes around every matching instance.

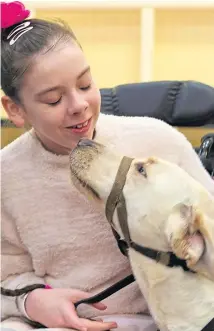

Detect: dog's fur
[70,140,214,331]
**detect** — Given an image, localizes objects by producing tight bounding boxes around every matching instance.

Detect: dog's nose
[77,138,95,147]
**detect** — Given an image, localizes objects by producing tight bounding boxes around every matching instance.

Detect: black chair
[100,80,214,177]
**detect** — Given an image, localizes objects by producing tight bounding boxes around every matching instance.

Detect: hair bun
[1,1,31,29]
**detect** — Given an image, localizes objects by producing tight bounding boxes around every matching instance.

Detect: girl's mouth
[66,118,91,133]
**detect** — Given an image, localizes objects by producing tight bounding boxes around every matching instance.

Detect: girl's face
[4,42,101,155]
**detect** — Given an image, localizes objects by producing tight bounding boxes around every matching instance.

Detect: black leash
[1,284,46,297]
[74,273,135,308]
[1,274,135,330]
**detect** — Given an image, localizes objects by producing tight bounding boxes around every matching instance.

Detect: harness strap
[105,156,134,224]
[106,157,192,272]
[117,193,132,246]
[111,229,193,272]
[130,241,193,272]
[111,226,129,256]
[117,194,188,270]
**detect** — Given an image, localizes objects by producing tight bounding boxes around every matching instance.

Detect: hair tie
[1,1,32,44]
[1,1,30,28]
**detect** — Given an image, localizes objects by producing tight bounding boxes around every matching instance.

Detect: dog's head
[70,139,214,280]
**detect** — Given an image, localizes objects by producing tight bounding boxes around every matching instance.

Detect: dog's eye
[136,163,147,177]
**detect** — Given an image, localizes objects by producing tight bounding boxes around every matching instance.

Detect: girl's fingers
[81,318,118,331]
[71,290,107,311]
[64,305,87,331]
[91,302,107,310]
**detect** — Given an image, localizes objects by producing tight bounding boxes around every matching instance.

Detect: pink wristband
[45,284,52,289]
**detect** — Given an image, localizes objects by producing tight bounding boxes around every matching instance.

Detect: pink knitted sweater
[1,114,213,323]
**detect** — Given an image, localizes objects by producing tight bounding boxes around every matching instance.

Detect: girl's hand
[25,288,117,330]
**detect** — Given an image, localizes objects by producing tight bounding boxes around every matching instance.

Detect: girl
[1,2,214,330]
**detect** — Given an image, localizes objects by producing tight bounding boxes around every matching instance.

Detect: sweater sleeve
[176,132,214,197]
[1,206,45,321]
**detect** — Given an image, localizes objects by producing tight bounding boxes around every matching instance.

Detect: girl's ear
[1,96,25,128]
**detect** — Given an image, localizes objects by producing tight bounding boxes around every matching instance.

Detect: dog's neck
[129,248,214,331]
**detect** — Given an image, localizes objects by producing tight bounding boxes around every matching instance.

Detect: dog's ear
[165,203,205,267]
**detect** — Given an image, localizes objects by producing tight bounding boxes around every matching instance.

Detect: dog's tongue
[186,232,205,265]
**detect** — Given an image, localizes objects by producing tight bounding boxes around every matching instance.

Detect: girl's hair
[1,18,80,103]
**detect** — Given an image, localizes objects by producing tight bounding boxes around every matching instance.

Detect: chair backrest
[100,80,214,177]
[100,80,214,127]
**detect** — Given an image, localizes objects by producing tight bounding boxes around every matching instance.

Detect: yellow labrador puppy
[70,138,214,331]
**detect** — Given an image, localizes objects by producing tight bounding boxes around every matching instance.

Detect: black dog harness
[105,156,193,271]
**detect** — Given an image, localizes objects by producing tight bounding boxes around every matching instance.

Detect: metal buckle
[118,239,129,256]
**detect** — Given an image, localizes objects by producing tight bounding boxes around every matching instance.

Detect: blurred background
[1,0,214,147]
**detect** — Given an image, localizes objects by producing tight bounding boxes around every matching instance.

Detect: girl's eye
[136,163,147,177]
[48,97,62,106]
[80,84,91,91]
